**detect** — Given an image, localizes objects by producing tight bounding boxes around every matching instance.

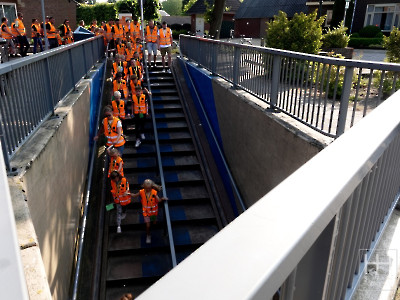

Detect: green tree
[266,10,325,54]
[183,0,196,13]
[383,27,400,63]
[322,21,350,48]
[208,0,225,39]
[162,0,183,15]
[115,0,161,20]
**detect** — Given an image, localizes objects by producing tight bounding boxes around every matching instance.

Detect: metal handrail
[71,59,106,300]
[179,35,400,138]
[1,36,104,170]
[140,0,177,267]
[180,58,246,214]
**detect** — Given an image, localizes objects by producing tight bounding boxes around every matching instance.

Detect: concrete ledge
[8,71,96,299]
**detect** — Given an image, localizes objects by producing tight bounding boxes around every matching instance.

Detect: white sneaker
[162,68,166,72]
[140,133,145,140]
[121,213,126,219]
[167,69,171,73]
[135,139,141,147]
[146,235,151,244]
[117,226,121,233]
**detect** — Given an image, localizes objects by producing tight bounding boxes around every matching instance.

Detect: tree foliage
[162,0,183,15]
[266,10,325,54]
[77,0,161,24]
[383,27,400,63]
[322,21,350,48]
[77,3,117,25]
[183,0,196,13]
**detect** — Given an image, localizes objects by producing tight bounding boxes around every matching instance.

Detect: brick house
[307,0,400,34]
[186,0,241,38]
[234,0,308,38]
[0,0,76,38]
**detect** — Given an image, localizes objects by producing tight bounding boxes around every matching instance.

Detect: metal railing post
[68,49,76,91]
[232,47,241,88]
[336,66,354,137]
[270,55,282,107]
[211,43,218,75]
[44,58,55,113]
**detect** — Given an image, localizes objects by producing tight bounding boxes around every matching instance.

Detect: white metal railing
[137,90,400,299]
[179,35,400,139]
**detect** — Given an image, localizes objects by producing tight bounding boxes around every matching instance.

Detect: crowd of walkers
[1,12,174,70]
[93,16,173,254]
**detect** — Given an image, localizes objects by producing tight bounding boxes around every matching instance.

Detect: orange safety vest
[111,178,131,205]
[159,27,172,46]
[117,43,125,55]
[103,117,125,147]
[108,156,124,177]
[129,64,142,80]
[61,24,71,37]
[104,24,113,40]
[124,48,134,61]
[140,189,158,216]
[146,25,157,43]
[114,24,124,40]
[13,18,25,36]
[132,94,147,114]
[112,99,126,120]
[31,24,40,38]
[65,36,74,44]
[1,22,12,39]
[131,22,140,37]
[47,22,56,39]
[113,79,129,98]
[90,25,97,33]
[130,80,142,94]
[113,61,128,77]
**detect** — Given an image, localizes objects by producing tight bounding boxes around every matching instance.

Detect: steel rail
[71,59,107,300]
[140,0,177,267]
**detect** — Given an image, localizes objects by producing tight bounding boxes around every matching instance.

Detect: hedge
[77,3,117,25]
[348,37,383,48]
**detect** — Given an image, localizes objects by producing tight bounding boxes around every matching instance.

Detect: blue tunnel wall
[178,58,239,216]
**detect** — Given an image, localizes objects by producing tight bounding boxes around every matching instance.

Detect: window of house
[364,4,400,31]
[325,10,333,26]
[0,3,16,26]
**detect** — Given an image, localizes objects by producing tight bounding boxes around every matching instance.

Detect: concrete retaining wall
[177,59,333,209]
[212,77,332,206]
[9,65,103,299]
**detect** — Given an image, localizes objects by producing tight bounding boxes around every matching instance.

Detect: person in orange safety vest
[131,86,148,148]
[94,106,125,155]
[107,145,124,178]
[145,20,158,68]
[110,171,131,233]
[113,73,129,99]
[131,179,166,243]
[158,21,173,72]
[13,12,29,56]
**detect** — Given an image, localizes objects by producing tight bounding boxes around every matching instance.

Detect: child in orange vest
[111,91,127,132]
[131,86,148,148]
[110,171,131,233]
[131,179,166,243]
[113,73,129,99]
[107,145,124,177]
